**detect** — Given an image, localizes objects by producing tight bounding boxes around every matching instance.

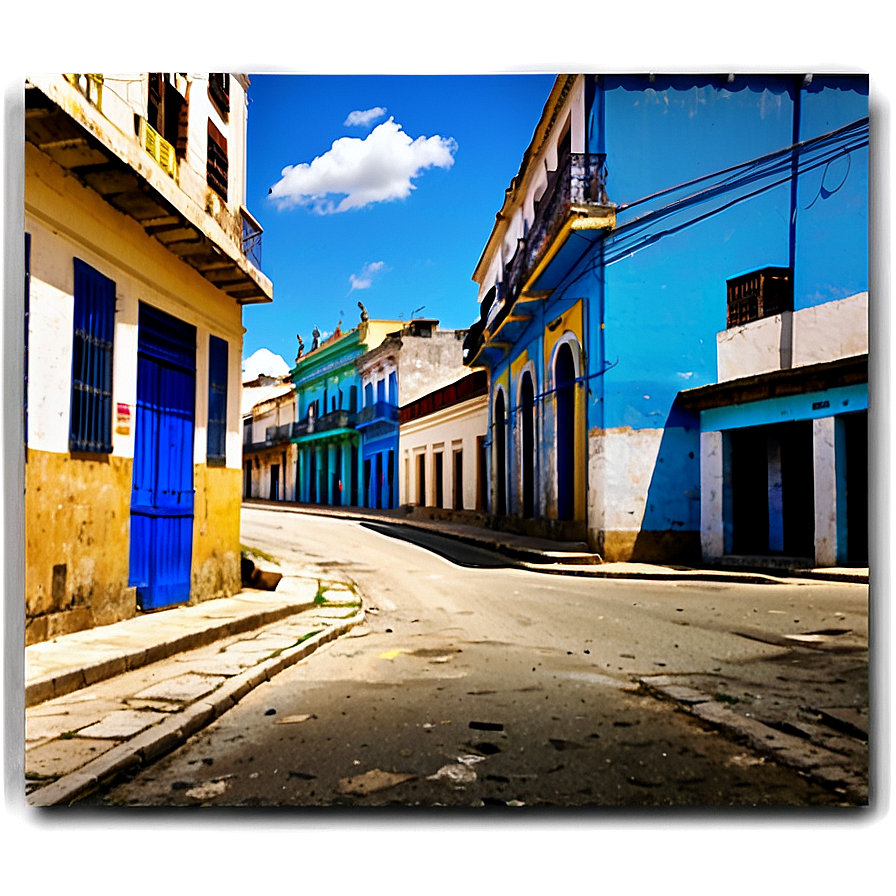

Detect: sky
[241,74,556,377]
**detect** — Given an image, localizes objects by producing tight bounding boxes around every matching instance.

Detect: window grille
[726,267,793,328]
[207,119,229,201]
[70,259,115,453]
[207,335,228,465]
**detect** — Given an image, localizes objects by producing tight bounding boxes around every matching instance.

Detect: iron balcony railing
[356,401,399,428]
[265,422,293,444]
[292,409,357,439]
[504,152,609,300]
[241,207,263,269]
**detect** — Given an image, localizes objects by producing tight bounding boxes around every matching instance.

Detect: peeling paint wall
[192,465,242,599]
[24,450,135,646]
[26,103,247,642]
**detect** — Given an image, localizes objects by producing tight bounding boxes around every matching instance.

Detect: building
[356,318,470,509]
[291,316,403,507]
[399,370,489,512]
[241,374,296,501]
[464,74,868,567]
[24,73,272,643]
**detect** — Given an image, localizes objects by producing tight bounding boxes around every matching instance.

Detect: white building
[24,73,272,643]
[242,375,297,502]
[399,370,489,512]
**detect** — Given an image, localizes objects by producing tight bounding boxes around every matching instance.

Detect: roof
[241,380,294,417]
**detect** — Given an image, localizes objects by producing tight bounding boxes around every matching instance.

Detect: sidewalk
[243,499,869,585]
[24,574,364,807]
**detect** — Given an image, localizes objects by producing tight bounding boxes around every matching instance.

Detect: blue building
[464,74,868,567]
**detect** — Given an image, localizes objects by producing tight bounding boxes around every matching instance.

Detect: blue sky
[241,74,556,376]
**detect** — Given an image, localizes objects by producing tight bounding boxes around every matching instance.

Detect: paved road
[92,507,867,807]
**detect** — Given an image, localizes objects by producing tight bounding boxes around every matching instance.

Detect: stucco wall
[399,396,487,509]
[717,292,868,381]
[25,128,246,642]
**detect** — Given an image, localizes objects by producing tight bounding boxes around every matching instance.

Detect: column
[700,430,725,559]
[813,416,838,566]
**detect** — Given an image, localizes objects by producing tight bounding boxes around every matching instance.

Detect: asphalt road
[93,507,867,808]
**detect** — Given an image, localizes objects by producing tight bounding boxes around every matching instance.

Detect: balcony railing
[503,152,609,300]
[143,120,177,180]
[293,409,357,439]
[241,207,263,269]
[356,401,399,428]
[265,423,293,444]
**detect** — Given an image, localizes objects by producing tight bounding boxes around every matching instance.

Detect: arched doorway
[555,342,577,520]
[520,372,535,518]
[494,390,507,515]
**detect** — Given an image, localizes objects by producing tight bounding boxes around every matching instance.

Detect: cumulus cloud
[268,117,458,214]
[344,106,388,127]
[242,348,290,381]
[349,260,387,293]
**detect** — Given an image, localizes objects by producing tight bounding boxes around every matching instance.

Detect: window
[70,259,115,453]
[208,73,230,121]
[147,73,188,159]
[207,120,229,201]
[207,335,228,465]
[726,267,793,328]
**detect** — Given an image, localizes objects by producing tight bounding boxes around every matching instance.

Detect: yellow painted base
[25,449,135,645]
[597,529,701,564]
[191,464,242,602]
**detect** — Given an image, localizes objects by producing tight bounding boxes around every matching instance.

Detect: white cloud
[268,117,458,214]
[242,348,290,381]
[344,106,387,127]
[349,260,387,292]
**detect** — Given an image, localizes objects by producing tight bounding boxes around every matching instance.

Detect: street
[92,506,868,807]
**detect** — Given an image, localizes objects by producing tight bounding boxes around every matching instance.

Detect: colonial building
[356,318,469,509]
[291,317,403,507]
[24,73,272,643]
[464,73,868,567]
[399,370,489,512]
[241,374,296,502]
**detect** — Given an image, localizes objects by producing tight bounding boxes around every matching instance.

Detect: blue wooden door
[129,304,196,610]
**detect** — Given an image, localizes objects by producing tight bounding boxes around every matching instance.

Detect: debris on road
[337,769,416,795]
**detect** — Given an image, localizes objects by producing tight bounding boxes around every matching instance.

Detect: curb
[28,609,365,807]
[25,599,318,708]
[638,675,868,804]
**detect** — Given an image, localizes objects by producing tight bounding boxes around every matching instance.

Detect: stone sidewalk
[24,576,364,807]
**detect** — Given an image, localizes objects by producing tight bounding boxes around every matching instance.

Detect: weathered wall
[192,465,242,600]
[25,450,136,645]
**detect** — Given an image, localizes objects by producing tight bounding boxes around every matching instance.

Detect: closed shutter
[70,258,115,453]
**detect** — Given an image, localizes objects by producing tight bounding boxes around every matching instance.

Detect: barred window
[70,259,115,453]
[207,119,229,201]
[207,335,228,465]
[726,267,793,329]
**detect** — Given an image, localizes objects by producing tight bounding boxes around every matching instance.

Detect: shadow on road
[359,521,519,570]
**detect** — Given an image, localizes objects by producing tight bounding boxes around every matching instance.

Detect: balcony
[241,207,263,269]
[142,120,177,180]
[292,409,357,440]
[265,423,293,444]
[25,75,272,305]
[503,152,612,302]
[356,401,399,429]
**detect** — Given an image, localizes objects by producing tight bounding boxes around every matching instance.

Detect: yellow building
[24,74,273,644]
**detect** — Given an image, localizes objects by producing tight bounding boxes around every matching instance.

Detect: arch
[494,388,508,515]
[554,340,578,521]
[519,369,536,518]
